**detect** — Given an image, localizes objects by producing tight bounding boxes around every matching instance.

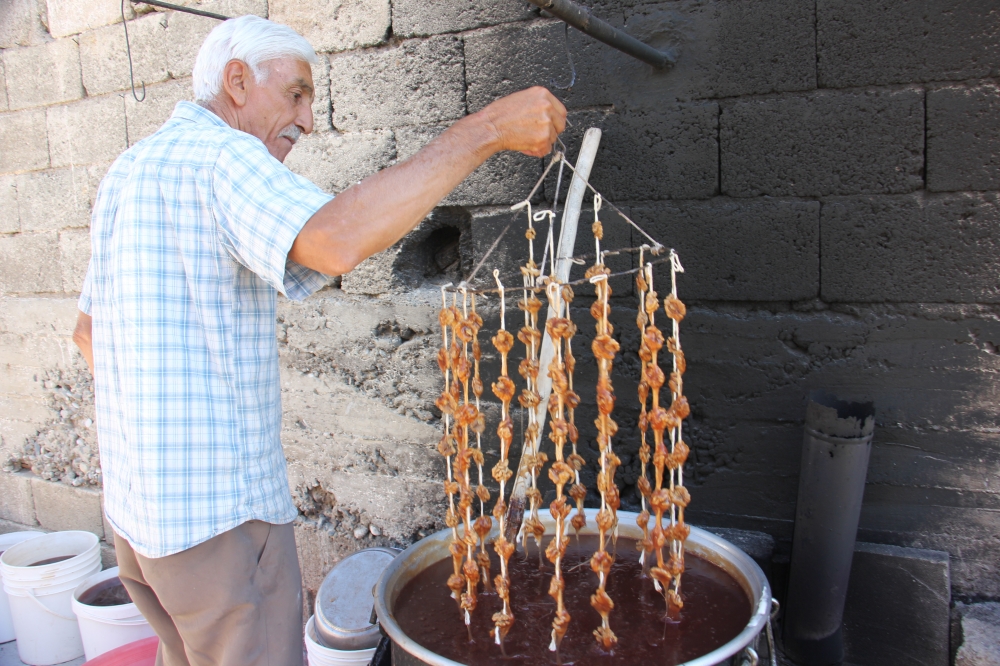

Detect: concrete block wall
[1,0,998,615]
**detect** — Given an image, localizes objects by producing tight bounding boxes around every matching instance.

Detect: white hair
[192,15,317,103]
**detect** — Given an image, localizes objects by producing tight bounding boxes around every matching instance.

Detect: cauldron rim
[375,508,772,666]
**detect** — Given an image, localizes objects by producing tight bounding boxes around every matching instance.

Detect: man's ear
[221,59,251,108]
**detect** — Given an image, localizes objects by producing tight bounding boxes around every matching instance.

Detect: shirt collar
[171,100,231,129]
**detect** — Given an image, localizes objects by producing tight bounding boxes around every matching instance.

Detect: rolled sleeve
[212,136,333,299]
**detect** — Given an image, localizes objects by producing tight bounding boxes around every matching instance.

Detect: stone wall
[0,0,998,608]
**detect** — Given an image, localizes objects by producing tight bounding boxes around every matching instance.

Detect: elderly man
[71,14,565,666]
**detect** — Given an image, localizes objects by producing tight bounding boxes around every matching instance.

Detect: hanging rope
[121,0,145,102]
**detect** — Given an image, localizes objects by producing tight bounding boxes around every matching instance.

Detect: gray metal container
[374,508,772,666]
[783,392,875,666]
[315,547,400,650]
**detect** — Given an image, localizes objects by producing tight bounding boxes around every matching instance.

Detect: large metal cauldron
[375,508,772,666]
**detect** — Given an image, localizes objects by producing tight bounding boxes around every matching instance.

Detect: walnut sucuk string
[543,280,576,655]
[517,210,547,564]
[645,253,691,617]
[664,251,691,613]
[435,290,464,611]
[489,270,516,652]
[469,295,493,594]
[587,215,622,650]
[565,284,587,541]
[635,251,654,573]
[454,290,482,629]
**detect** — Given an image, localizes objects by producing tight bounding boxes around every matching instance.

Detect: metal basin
[375,508,772,666]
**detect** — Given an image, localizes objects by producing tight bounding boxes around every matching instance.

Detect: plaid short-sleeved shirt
[80,101,333,558]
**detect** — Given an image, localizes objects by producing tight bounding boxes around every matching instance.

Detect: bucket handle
[23,588,78,622]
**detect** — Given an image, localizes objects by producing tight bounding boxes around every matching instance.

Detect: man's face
[241,57,315,162]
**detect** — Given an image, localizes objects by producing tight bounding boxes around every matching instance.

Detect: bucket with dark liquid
[375,509,772,666]
[0,531,102,665]
[72,567,155,661]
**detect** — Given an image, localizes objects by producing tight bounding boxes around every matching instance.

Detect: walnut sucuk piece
[664,293,686,321]
[492,328,514,354]
[492,376,515,402]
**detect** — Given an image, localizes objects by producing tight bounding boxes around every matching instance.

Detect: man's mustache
[278,124,302,143]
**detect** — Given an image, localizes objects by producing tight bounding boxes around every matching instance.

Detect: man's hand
[481,87,567,157]
[289,88,567,277]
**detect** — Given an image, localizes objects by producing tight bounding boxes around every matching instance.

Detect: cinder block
[3,38,83,110]
[0,232,61,293]
[80,13,169,97]
[629,198,820,301]
[393,0,533,37]
[842,542,950,666]
[0,293,80,335]
[47,95,127,168]
[590,105,719,201]
[102,507,114,543]
[310,56,332,133]
[283,129,394,194]
[601,0,815,108]
[100,539,117,568]
[821,193,1000,303]
[268,0,390,53]
[15,167,96,232]
[721,89,924,198]
[0,108,49,174]
[45,0,131,38]
[163,0,266,19]
[464,19,611,113]
[0,471,37,526]
[60,229,91,293]
[0,59,8,111]
[927,84,1000,193]
[818,0,1000,88]
[395,124,541,206]
[163,11,218,81]
[0,0,49,49]
[0,176,18,234]
[31,477,104,537]
[702,526,774,578]
[125,78,192,143]
[954,603,1000,666]
[329,35,465,132]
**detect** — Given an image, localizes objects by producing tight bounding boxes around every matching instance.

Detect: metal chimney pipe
[783,391,875,666]
[526,0,678,69]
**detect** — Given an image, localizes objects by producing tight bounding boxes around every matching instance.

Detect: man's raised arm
[288,87,567,276]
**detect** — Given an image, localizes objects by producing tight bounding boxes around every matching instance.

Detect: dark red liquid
[79,577,133,606]
[28,555,74,567]
[394,535,751,665]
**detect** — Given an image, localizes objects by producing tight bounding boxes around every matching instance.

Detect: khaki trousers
[113,520,304,666]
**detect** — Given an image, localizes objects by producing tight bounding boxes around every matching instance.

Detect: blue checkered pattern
[80,102,333,558]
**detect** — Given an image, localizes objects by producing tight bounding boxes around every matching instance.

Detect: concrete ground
[0,641,84,666]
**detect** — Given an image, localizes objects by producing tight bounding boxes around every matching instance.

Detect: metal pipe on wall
[526,0,678,69]
[783,392,876,666]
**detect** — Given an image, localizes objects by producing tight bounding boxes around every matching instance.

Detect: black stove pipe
[526,0,678,69]
[783,392,875,666]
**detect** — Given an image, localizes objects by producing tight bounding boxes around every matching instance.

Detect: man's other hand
[481,87,568,158]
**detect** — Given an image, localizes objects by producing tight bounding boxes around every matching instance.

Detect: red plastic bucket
[82,636,158,665]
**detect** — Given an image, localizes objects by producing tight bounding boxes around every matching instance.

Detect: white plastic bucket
[305,615,377,666]
[0,531,101,665]
[72,567,155,661]
[0,531,44,643]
